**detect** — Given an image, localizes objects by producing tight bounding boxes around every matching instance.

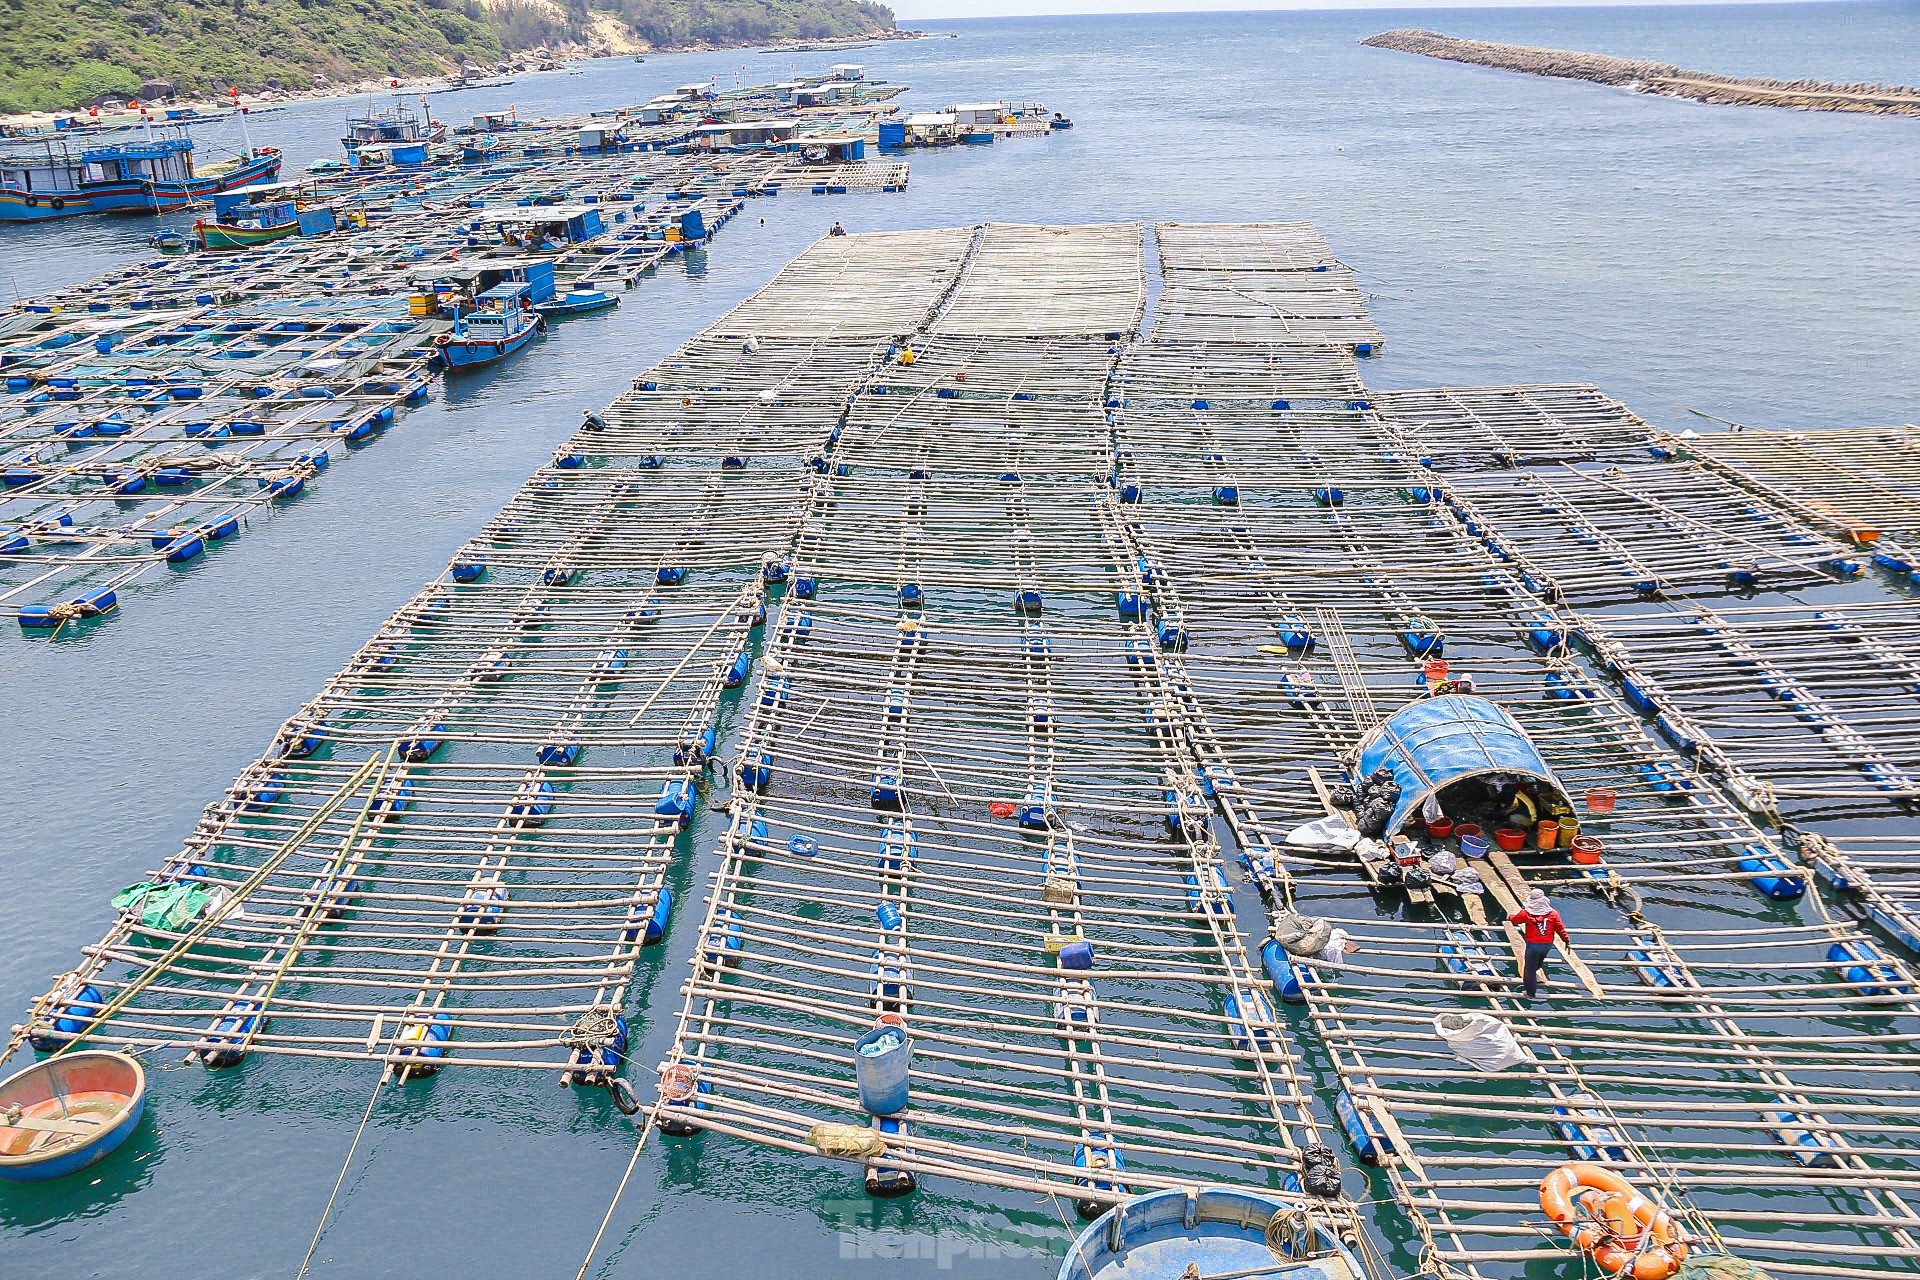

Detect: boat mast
[231,87,254,159]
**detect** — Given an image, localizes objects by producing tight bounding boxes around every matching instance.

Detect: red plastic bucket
[1493,827,1527,852]
[1424,658,1450,683]
[1585,789,1617,814]
[1426,817,1455,839]
[1570,835,1604,865]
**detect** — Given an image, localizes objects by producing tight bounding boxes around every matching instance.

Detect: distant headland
[1364,29,1920,118]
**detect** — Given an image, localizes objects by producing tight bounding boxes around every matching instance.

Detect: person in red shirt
[1510,890,1569,998]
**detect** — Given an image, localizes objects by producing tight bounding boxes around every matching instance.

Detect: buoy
[1539,1163,1689,1280]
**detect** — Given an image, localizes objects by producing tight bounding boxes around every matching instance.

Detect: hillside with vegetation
[0,0,895,114]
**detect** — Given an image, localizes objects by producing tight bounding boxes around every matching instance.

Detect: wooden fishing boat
[435,281,544,371]
[533,289,619,320]
[195,209,298,252]
[342,102,445,157]
[0,129,280,222]
[0,1051,146,1182]
[193,181,304,252]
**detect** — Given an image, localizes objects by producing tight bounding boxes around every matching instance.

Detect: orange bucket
[1570,835,1604,865]
[1585,789,1616,814]
[1535,820,1559,850]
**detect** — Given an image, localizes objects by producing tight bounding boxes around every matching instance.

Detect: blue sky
[892,0,1819,20]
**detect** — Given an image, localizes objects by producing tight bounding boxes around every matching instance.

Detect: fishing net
[1676,1255,1776,1280]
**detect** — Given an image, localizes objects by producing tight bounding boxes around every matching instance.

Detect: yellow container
[663,227,682,242]
[1043,932,1082,954]
[408,295,435,317]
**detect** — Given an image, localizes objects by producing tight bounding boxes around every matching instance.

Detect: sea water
[1,5,1914,1275]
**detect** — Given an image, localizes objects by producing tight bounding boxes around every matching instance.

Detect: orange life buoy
[1540,1163,1689,1280]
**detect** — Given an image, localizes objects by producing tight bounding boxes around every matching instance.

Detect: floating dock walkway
[14,220,1920,1279]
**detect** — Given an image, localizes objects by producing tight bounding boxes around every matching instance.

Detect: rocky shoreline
[1,27,928,133]
[1364,29,1920,117]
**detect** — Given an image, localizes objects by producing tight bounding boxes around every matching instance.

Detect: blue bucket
[1460,834,1490,861]
[854,1025,911,1116]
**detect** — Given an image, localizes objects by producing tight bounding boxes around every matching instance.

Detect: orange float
[1540,1162,1690,1280]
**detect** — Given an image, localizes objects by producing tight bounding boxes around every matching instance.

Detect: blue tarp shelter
[1353,695,1564,835]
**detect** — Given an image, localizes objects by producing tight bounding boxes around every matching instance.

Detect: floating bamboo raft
[1679,425,1920,561]
[16,218,1920,1280]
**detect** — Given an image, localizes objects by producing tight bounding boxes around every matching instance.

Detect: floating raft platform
[15,219,1920,1280]
[0,80,949,633]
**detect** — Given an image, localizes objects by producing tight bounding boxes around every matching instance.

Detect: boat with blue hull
[436,280,545,371]
[0,130,280,223]
[1061,1188,1366,1280]
[534,290,619,320]
[0,1051,147,1181]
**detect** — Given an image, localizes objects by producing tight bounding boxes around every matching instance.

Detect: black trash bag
[1301,1143,1342,1199]
[1356,797,1395,838]
[1375,859,1404,886]
[1404,863,1432,889]
[1327,783,1356,810]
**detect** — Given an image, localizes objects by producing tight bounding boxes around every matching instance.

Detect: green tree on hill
[0,0,893,114]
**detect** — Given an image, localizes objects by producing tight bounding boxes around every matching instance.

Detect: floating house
[792,133,867,163]
[946,102,1012,127]
[414,258,559,312]
[830,64,866,81]
[0,129,279,221]
[694,121,804,152]
[879,113,962,149]
[1352,694,1570,839]
[470,205,608,252]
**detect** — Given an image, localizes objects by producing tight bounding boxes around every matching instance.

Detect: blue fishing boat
[534,290,619,320]
[0,128,280,222]
[435,282,544,371]
[0,1051,146,1182]
[1060,1188,1364,1280]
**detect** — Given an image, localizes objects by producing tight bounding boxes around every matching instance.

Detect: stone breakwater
[1363,29,1920,117]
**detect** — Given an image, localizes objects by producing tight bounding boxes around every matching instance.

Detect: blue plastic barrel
[854,1025,911,1116]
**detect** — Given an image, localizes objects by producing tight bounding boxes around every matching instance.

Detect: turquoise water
[1,5,1915,1276]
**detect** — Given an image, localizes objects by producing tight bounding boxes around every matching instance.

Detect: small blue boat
[1060,1187,1363,1280]
[534,290,619,320]
[435,282,544,371]
[0,1051,146,1182]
